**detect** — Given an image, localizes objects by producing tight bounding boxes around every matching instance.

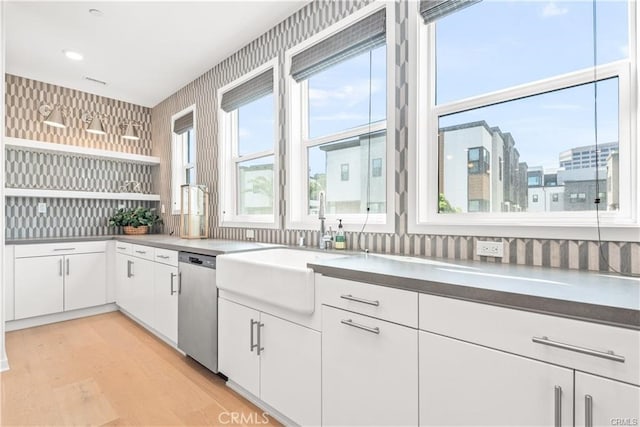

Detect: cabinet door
[153,263,178,343]
[260,312,321,427]
[115,253,132,311]
[575,372,640,427]
[218,298,260,397]
[127,257,155,326]
[64,252,106,311]
[322,305,418,426]
[419,331,574,426]
[14,256,64,319]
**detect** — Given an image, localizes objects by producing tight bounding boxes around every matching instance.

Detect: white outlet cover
[37,202,47,214]
[476,241,504,258]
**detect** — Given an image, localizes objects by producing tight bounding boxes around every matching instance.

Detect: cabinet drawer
[319,276,418,328]
[419,294,640,386]
[131,244,154,261]
[14,241,107,258]
[154,248,178,267]
[114,241,132,255]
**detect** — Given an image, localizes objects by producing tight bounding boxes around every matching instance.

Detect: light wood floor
[1,312,281,426]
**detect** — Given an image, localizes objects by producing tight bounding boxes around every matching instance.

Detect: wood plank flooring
[1,312,281,426]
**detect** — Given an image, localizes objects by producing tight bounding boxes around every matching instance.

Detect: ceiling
[5,1,307,107]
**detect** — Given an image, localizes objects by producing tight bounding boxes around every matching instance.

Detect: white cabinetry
[419,331,573,426]
[575,372,640,427]
[218,297,321,426]
[322,305,418,426]
[13,242,107,320]
[4,245,15,321]
[114,241,179,345]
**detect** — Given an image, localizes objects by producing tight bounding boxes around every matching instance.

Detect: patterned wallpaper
[4,76,157,238]
[150,0,638,274]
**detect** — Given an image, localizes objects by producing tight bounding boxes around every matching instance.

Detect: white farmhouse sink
[217,248,345,314]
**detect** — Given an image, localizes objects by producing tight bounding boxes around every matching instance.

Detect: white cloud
[541,2,568,17]
[308,78,384,108]
[619,44,629,57]
[541,103,584,111]
[238,128,251,138]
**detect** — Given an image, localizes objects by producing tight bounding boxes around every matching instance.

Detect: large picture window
[218,60,278,227]
[410,0,638,239]
[287,3,395,231]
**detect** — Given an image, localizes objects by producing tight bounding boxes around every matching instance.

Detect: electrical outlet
[37,202,47,214]
[245,229,255,239]
[476,241,504,257]
[161,204,166,214]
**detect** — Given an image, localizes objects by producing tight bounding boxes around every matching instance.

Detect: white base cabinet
[13,243,107,320]
[218,297,321,427]
[322,305,418,426]
[419,331,574,426]
[153,262,179,343]
[575,372,640,427]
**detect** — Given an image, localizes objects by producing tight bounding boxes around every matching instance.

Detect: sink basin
[217,248,345,314]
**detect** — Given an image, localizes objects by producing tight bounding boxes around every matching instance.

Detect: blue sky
[238,1,629,174]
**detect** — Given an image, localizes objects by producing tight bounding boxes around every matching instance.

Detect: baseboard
[5,303,119,332]
[117,308,183,354]
[226,380,299,427]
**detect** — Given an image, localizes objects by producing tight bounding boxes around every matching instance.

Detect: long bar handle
[554,386,562,427]
[170,273,176,295]
[66,258,70,276]
[340,294,380,307]
[177,272,182,294]
[341,319,380,334]
[135,250,147,254]
[157,255,171,260]
[127,260,133,278]
[116,246,127,250]
[59,259,63,276]
[257,322,265,355]
[532,336,625,362]
[250,319,258,352]
[53,248,76,252]
[585,395,593,427]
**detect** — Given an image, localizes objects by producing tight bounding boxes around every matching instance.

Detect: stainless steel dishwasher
[178,252,218,373]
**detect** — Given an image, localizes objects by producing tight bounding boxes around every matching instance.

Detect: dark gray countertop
[308,253,640,330]
[6,235,280,255]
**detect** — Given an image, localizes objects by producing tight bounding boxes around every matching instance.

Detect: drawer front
[131,244,154,261]
[319,276,418,328]
[154,248,178,267]
[14,241,107,258]
[114,241,132,255]
[419,294,640,386]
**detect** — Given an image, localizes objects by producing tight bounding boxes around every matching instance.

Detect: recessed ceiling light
[63,50,83,61]
[88,8,103,17]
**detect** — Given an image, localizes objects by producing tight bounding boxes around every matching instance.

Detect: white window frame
[408,0,640,241]
[171,105,196,215]
[285,1,396,233]
[217,58,279,229]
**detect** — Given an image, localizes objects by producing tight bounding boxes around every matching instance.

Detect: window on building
[372,157,383,177]
[411,0,637,239]
[552,194,559,202]
[340,164,350,181]
[171,107,196,214]
[287,4,393,231]
[218,61,278,227]
[532,195,539,203]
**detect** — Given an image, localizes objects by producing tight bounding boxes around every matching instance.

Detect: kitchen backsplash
[151,0,639,274]
[4,75,157,238]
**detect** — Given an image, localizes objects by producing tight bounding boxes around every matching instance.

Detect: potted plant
[108,206,161,235]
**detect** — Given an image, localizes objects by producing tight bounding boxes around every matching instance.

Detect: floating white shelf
[4,188,161,201]
[3,137,161,165]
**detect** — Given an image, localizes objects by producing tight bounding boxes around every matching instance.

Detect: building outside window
[171,107,196,214]
[287,3,394,230]
[218,60,278,227]
[410,0,637,239]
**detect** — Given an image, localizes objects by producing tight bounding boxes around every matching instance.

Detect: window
[218,59,278,227]
[552,194,559,203]
[171,107,196,214]
[287,3,394,231]
[340,164,350,181]
[410,0,638,239]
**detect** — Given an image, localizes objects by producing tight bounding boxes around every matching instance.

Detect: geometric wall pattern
[4,75,156,238]
[5,197,157,239]
[5,74,152,155]
[151,0,639,274]
[5,148,153,193]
